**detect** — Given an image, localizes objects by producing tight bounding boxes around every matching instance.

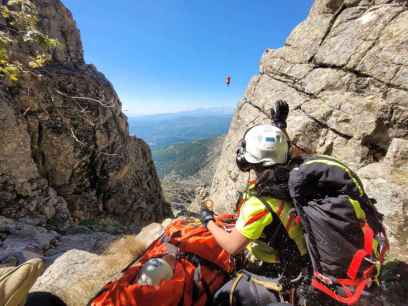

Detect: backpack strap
[229,273,244,306]
[311,277,369,305]
[292,200,321,274]
[347,222,374,280]
[258,198,284,249]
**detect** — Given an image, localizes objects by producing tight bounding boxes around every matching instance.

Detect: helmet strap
[246,171,251,192]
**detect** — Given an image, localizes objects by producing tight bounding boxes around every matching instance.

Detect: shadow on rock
[381,260,408,306]
[25,292,67,306]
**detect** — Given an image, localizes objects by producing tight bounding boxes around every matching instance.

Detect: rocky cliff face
[0,0,170,231]
[210,0,408,259]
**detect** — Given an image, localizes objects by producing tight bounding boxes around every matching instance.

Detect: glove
[200,207,215,228]
[270,100,289,129]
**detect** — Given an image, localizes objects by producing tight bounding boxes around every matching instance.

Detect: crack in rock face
[210,0,408,260]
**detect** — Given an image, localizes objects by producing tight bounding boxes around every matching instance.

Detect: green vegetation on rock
[153,137,219,178]
[0,0,60,84]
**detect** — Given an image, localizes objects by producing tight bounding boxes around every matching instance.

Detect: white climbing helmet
[137,258,174,286]
[242,124,289,167]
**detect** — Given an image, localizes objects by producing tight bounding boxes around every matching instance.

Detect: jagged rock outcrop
[0,0,170,230]
[210,0,408,259]
[358,138,408,260]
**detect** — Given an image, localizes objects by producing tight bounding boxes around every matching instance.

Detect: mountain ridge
[128,109,232,149]
[127,106,234,118]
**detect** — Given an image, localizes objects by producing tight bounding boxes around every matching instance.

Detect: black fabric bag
[287,155,388,305]
[25,292,68,306]
[301,196,369,278]
[213,270,289,306]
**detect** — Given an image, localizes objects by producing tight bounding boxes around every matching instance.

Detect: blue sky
[62,0,314,115]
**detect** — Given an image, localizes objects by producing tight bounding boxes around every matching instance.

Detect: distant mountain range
[128,107,233,149]
[130,106,234,118]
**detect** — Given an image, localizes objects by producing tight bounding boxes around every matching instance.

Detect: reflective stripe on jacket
[236,189,307,263]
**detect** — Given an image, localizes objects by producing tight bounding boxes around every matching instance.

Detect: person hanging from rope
[225,74,232,87]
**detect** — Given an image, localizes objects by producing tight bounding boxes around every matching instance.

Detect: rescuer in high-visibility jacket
[200,103,308,305]
[201,100,387,306]
[200,102,307,274]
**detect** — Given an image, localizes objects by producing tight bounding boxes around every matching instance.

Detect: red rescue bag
[89,217,235,306]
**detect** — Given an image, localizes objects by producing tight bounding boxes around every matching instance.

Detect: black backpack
[288,155,389,305]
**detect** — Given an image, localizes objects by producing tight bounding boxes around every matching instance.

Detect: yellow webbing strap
[229,273,244,306]
[251,277,283,292]
[348,198,366,221]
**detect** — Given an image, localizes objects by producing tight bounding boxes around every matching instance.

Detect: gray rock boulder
[384,138,408,170]
[0,216,117,267]
[0,216,58,263]
[31,222,167,306]
[358,138,408,261]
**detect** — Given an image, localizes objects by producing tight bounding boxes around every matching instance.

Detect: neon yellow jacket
[235,187,307,264]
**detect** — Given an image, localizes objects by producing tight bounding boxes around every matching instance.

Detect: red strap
[285,214,295,231]
[295,215,302,225]
[347,249,368,280]
[312,278,368,305]
[244,209,268,226]
[313,223,376,304]
[363,223,374,256]
[346,223,374,280]
[276,200,285,217]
